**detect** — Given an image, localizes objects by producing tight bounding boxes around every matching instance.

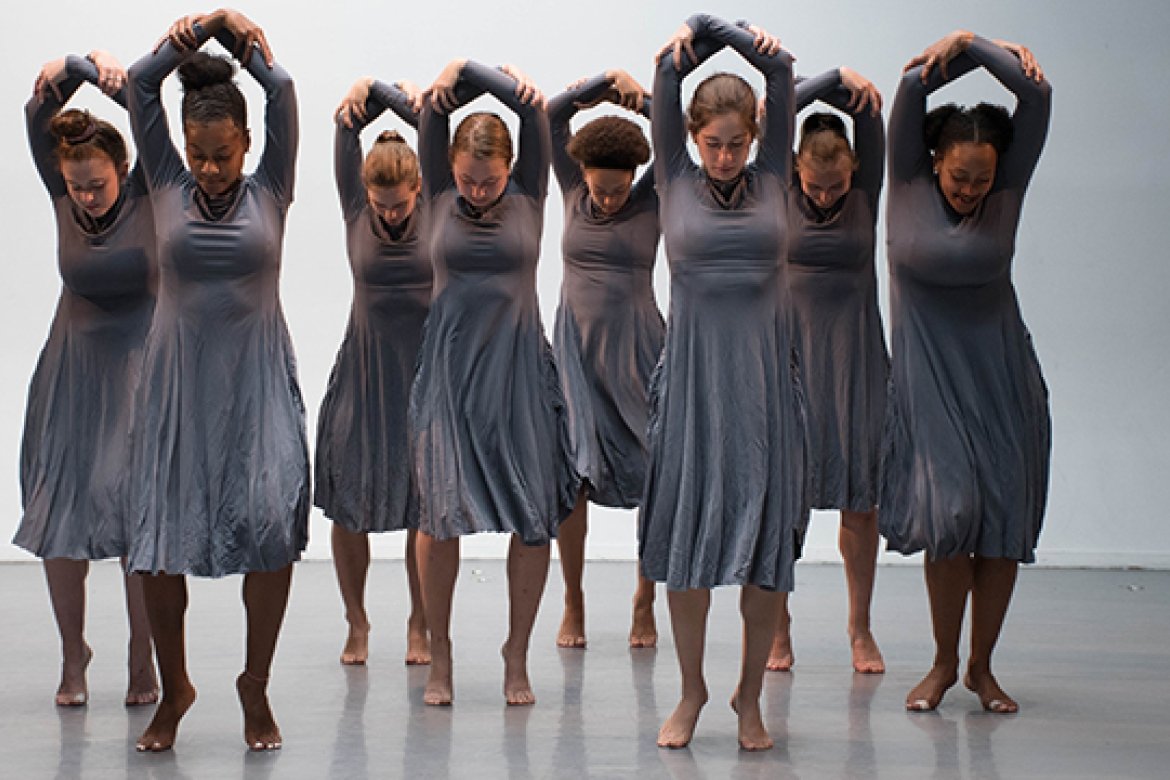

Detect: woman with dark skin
[639,15,801,750]
[16,50,158,707]
[546,69,662,649]
[881,30,1050,714]
[768,66,888,675]
[125,8,307,751]
[321,76,432,667]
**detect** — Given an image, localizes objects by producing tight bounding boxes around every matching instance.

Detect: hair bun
[49,109,97,144]
[375,129,406,145]
[178,52,236,91]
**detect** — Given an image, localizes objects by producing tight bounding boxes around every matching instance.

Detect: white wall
[3,0,1168,567]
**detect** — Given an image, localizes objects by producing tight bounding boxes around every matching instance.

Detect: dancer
[639,15,804,750]
[410,58,577,706]
[15,50,158,707]
[125,9,308,751]
[546,69,663,649]
[880,30,1051,714]
[319,77,432,666]
[768,67,887,675]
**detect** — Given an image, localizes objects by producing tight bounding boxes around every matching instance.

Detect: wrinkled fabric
[315,82,430,533]
[879,36,1052,562]
[123,35,308,577]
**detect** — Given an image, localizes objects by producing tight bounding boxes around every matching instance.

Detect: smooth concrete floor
[1,558,1168,779]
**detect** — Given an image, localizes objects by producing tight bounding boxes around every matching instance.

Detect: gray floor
[1,559,1168,779]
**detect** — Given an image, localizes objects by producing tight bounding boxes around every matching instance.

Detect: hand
[87,50,126,97]
[564,76,589,92]
[335,77,372,128]
[745,24,782,57]
[219,9,274,67]
[656,23,697,71]
[904,29,974,83]
[839,66,882,115]
[993,39,1044,83]
[500,64,544,108]
[428,59,466,114]
[33,57,68,101]
[608,69,648,112]
[154,14,204,54]
[397,79,425,113]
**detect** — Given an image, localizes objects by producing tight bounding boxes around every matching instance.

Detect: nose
[200,160,219,176]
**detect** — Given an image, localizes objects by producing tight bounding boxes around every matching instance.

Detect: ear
[118,161,131,180]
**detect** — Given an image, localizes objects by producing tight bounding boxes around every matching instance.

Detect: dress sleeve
[334,80,420,221]
[795,68,884,206]
[27,55,126,198]
[457,60,550,201]
[650,24,722,184]
[546,73,612,195]
[418,73,487,203]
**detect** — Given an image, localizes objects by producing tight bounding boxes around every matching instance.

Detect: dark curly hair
[49,108,128,169]
[566,115,650,171]
[178,51,247,129]
[924,102,1013,157]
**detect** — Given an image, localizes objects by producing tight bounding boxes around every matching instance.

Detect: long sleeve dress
[787,70,888,513]
[638,15,808,592]
[314,82,432,534]
[124,31,309,576]
[879,36,1052,562]
[14,56,157,560]
[547,76,663,509]
[409,62,578,545]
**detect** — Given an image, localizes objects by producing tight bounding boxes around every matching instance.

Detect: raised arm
[796,68,884,203]
[334,78,420,220]
[27,54,127,198]
[650,26,722,184]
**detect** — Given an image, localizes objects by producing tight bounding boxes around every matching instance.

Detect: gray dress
[314,82,431,533]
[638,15,808,592]
[14,56,156,560]
[548,76,663,509]
[879,36,1052,562]
[124,31,309,576]
[787,70,888,512]
[409,62,578,545]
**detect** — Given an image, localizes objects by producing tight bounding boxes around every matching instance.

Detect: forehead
[582,168,634,188]
[799,155,852,179]
[368,182,416,202]
[60,155,117,178]
[452,152,509,178]
[184,118,245,147]
[697,113,750,140]
[941,142,998,170]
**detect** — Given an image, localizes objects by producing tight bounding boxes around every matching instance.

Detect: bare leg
[906,555,972,711]
[137,573,197,752]
[629,571,658,648]
[555,491,588,648]
[416,532,459,705]
[658,588,711,748]
[964,556,1019,713]
[731,585,783,750]
[121,559,159,705]
[766,593,794,671]
[839,509,884,673]
[43,558,91,706]
[503,535,551,704]
[331,524,371,665]
[237,564,293,750]
[404,529,431,665]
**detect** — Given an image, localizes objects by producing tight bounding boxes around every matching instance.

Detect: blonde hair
[449,111,513,166]
[686,73,759,138]
[797,112,856,169]
[362,129,420,189]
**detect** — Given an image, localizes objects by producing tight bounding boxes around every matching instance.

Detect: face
[368,181,421,228]
[452,152,510,210]
[934,141,997,215]
[582,168,635,216]
[797,154,854,210]
[61,155,127,219]
[184,118,250,198]
[693,112,753,182]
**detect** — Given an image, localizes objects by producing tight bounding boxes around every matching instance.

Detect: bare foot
[849,630,885,674]
[424,638,453,705]
[56,644,93,706]
[905,663,958,711]
[340,625,369,665]
[766,631,793,672]
[236,672,282,750]
[501,643,535,705]
[730,690,774,751]
[556,600,586,649]
[657,691,707,748]
[405,617,431,666]
[964,669,1018,713]
[125,656,160,706]
[136,681,197,752]
[628,602,657,648]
